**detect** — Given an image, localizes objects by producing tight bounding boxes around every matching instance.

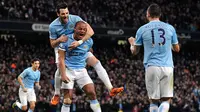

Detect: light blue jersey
[49,14,83,40]
[19,67,40,89]
[135,20,178,68]
[59,34,93,69]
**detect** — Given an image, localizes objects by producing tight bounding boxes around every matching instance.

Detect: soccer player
[49,2,123,105]
[128,4,180,112]
[12,58,41,112]
[59,21,101,112]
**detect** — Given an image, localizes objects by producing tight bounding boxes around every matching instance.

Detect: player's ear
[57,12,59,17]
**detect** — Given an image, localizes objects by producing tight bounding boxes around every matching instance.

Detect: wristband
[130,45,134,51]
[78,40,83,45]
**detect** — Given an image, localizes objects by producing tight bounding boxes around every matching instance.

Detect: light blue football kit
[134,20,178,99]
[49,14,83,63]
[19,67,40,88]
[59,34,93,89]
[19,67,40,106]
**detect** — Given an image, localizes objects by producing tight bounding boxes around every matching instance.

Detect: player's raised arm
[83,23,94,41]
[69,23,94,50]
[128,37,140,55]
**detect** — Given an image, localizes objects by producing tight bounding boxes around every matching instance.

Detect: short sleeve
[49,25,57,39]
[19,69,28,78]
[134,27,143,46]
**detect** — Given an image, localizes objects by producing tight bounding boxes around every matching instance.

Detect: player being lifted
[128,4,180,112]
[12,58,41,112]
[49,2,123,106]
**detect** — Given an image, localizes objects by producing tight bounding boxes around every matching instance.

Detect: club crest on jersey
[83,45,88,49]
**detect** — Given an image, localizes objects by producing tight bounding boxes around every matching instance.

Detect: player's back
[137,20,178,68]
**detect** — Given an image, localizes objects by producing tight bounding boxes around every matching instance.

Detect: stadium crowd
[0,0,200,31]
[0,35,200,112]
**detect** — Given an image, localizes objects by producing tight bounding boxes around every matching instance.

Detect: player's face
[32,61,40,70]
[57,8,69,24]
[74,23,87,40]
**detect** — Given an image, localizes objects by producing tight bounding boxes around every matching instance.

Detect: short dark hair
[56,2,68,13]
[147,3,161,18]
[31,58,40,63]
[75,21,86,28]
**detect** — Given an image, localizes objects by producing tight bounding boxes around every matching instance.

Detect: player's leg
[86,52,124,96]
[51,65,61,105]
[76,68,101,112]
[61,68,75,112]
[27,88,37,112]
[145,66,161,112]
[159,67,174,112]
[28,101,35,112]
[12,88,28,111]
[61,89,73,112]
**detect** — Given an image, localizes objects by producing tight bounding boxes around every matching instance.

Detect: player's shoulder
[24,67,31,73]
[69,14,81,19]
[49,18,60,28]
[68,14,83,23]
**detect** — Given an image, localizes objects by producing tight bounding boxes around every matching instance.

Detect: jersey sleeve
[134,27,143,46]
[89,38,93,50]
[36,72,40,82]
[59,42,67,51]
[171,26,178,44]
[49,25,57,39]
[19,69,28,78]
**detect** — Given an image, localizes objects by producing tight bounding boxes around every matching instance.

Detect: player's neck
[149,18,160,22]
[32,67,37,71]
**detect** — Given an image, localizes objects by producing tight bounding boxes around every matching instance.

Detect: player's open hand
[68,41,79,50]
[61,75,70,84]
[58,35,68,43]
[22,88,28,92]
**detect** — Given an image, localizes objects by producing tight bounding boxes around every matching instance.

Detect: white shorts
[145,66,174,99]
[61,68,93,89]
[19,88,36,106]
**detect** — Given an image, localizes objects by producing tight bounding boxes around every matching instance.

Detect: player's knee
[87,56,99,66]
[29,103,35,110]
[21,106,28,111]
[63,97,72,105]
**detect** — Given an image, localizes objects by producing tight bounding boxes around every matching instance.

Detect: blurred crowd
[0,36,200,112]
[0,0,200,31]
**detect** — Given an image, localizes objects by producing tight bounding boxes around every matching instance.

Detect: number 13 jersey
[134,20,178,68]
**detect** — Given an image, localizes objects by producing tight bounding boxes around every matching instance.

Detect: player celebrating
[128,4,180,112]
[49,2,123,106]
[12,58,41,112]
[59,21,101,112]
